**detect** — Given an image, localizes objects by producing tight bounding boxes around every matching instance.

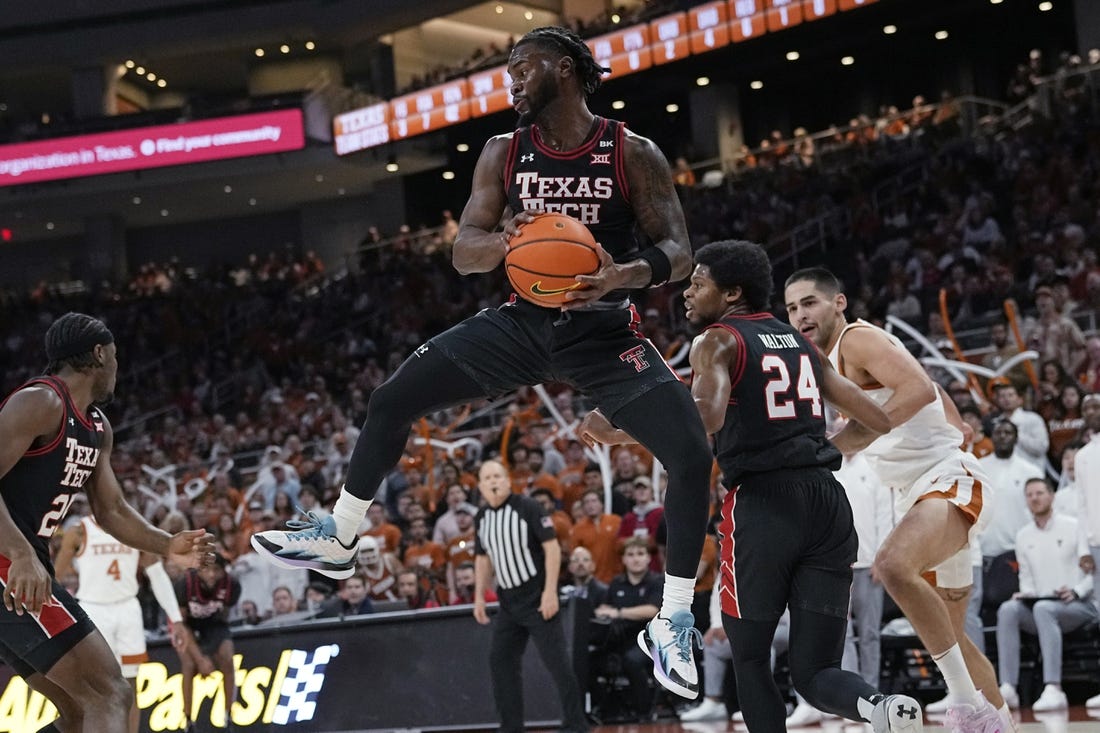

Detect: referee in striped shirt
[473,459,588,733]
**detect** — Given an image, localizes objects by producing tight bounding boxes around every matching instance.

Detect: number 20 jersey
[0,376,105,572]
[704,313,841,486]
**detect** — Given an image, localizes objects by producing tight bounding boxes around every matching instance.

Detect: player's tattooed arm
[624,133,692,283]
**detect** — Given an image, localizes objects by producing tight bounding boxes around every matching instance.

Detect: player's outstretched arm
[842,328,936,427]
[689,329,736,435]
[87,416,214,565]
[820,360,891,455]
[0,387,65,614]
[453,135,516,275]
[569,133,690,308]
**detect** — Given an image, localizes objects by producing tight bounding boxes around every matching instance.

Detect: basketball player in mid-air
[785,268,1008,733]
[0,312,215,733]
[253,25,713,698]
[54,515,187,733]
[581,241,923,733]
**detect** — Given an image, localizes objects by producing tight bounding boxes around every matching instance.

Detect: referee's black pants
[491,585,588,733]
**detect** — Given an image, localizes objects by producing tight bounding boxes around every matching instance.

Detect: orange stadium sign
[727,0,767,42]
[766,0,804,31]
[468,65,513,118]
[390,80,470,140]
[689,2,732,54]
[333,101,390,155]
[329,0,881,153]
[587,26,653,79]
[650,13,691,65]
[802,0,839,19]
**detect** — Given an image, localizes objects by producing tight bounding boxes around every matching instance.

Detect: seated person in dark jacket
[316,572,374,618]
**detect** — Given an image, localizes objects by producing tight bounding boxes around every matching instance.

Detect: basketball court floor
[573,706,1100,732]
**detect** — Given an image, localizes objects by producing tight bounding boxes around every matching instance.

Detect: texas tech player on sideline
[252,26,714,700]
[582,241,922,733]
[0,312,214,733]
[54,514,186,733]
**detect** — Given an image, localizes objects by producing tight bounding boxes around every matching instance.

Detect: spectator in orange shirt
[960,405,994,459]
[532,488,573,555]
[571,489,622,583]
[402,516,447,578]
[527,446,563,497]
[363,502,402,554]
[557,440,589,511]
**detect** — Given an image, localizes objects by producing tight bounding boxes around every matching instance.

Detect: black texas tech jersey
[504,117,640,262]
[0,376,105,571]
[704,313,841,486]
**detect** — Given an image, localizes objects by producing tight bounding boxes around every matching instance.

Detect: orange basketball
[504,213,600,307]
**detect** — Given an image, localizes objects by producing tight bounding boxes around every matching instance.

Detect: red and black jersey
[176,570,240,630]
[704,314,841,486]
[0,376,105,572]
[504,116,639,263]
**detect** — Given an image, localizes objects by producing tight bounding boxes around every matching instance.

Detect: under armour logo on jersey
[94,421,104,432]
[590,153,611,165]
[68,418,74,426]
[414,343,430,358]
[600,140,614,147]
[520,153,535,162]
[619,345,650,372]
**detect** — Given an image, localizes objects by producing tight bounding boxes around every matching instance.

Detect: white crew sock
[932,644,981,707]
[331,487,372,545]
[660,573,696,617]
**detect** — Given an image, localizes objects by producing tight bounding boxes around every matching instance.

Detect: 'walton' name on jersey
[758,333,800,350]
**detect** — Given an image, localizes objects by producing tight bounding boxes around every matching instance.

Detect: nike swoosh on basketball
[530,281,581,296]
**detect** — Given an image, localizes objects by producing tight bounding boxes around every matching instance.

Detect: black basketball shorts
[431,298,681,418]
[0,558,97,677]
[715,467,857,622]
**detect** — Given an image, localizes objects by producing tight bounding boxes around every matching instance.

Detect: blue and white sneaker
[637,609,702,699]
[250,512,357,579]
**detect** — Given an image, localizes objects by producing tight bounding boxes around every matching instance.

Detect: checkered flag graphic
[272,644,341,724]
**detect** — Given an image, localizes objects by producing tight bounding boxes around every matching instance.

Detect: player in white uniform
[55,514,184,733]
[785,269,1010,733]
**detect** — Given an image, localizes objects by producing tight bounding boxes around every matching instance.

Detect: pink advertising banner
[0,109,305,187]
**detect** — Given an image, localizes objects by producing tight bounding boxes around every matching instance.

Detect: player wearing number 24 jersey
[579,241,923,733]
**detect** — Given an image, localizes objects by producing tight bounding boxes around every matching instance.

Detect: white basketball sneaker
[637,610,703,699]
[250,512,357,579]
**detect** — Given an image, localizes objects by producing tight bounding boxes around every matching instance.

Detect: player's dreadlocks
[516,26,610,96]
[44,312,114,374]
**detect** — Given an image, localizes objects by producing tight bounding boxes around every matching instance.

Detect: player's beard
[517,78,555,127]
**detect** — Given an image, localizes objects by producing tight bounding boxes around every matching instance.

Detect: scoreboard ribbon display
[333,0,879,155]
